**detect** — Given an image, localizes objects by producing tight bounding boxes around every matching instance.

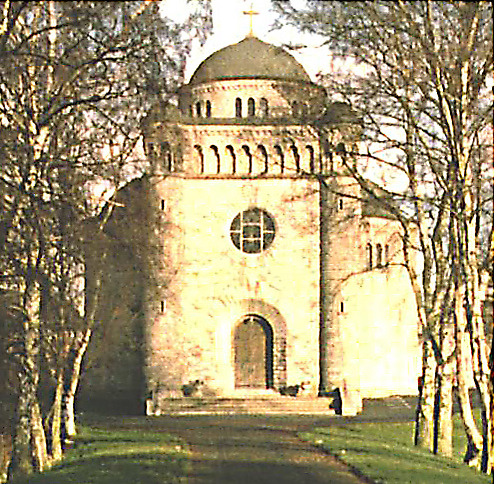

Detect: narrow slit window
[206,100,212,118]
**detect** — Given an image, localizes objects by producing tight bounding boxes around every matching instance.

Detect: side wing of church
[101,36,420,410]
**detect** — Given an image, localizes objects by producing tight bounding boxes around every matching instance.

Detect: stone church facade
[107,36,420,407]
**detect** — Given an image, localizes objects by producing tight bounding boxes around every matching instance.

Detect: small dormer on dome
[189,36,311,85]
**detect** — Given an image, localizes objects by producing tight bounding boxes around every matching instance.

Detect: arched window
[195,101,202,117]
[206,100,212,118]
[291,100,299,117]
[306,145,315,173]
[336,142,346,155]
[210,145,220,173]
[235,98,242,118]
[385,244,390,266]
[247,98,255,117]
[325,150,333,173]
[274,145,284,173]
[194,144,204,174]
[161,141,172,171]
[260,98,269,116]
[226,145,236,174]
[290,145,300,173]
[257,145,268,174]
[366,243,373,270]
[147,142,156,159]
[376,244,383,268]
[242,145,252,174]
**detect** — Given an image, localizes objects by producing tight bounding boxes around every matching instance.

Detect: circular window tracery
[230,208,275,253]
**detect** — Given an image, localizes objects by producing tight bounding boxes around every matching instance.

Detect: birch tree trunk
[8,285,50,477]
[415,339,436,450]
[46,365,64,463]
[62,329,91,440]
[454,286,484,465]
[435,361,454,456]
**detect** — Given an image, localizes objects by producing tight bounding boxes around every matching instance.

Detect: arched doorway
[234,315,273,389]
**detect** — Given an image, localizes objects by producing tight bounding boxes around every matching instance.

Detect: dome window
[230,208,276,254]
[196,101,202,117]
[235,98,242,118]
[291,101,299,117]
[274,145,284,173]
[248,98,255,117]
[260,98,269,117]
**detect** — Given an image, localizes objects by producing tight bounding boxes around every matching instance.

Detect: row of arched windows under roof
[146,141,176,172]
[189,98,316,119]
[146,139,343,174]
[366,242,390,270]
[191,100,212,118]
[190,97,271,118]
[191,143,324,175]
[235,97,269,118]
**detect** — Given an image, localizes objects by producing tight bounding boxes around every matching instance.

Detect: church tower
[138,35,420,405]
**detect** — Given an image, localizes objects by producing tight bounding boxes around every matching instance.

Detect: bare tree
[274,0,493,472]
[0,1,212,479]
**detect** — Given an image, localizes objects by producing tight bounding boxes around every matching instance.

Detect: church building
[105,34,421,411]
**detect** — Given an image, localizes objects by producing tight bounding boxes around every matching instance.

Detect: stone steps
[152,396,336,416]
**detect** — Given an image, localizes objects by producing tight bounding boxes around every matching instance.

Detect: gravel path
[148,415,369,484]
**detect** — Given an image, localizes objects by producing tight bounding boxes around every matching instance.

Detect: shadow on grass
[10,426,189,484]
[300,420,492,484]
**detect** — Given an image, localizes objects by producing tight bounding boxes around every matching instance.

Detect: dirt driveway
[142,415,370,484]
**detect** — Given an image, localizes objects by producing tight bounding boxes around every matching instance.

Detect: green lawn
[300,416,492,484]
[11,425,189,484]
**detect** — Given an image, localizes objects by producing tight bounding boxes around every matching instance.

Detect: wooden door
[234,316,269,388]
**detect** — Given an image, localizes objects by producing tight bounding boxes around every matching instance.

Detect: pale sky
[160,0,332,82]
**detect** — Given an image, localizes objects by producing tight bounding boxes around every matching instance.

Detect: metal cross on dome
[243,3,259,37]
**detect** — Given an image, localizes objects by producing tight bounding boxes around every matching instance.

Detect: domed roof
[189,36,311,85]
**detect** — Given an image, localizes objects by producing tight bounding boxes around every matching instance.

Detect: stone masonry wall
[145,175,321,398]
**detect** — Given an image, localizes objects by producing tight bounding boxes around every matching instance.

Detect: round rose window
[230,208,275,253]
